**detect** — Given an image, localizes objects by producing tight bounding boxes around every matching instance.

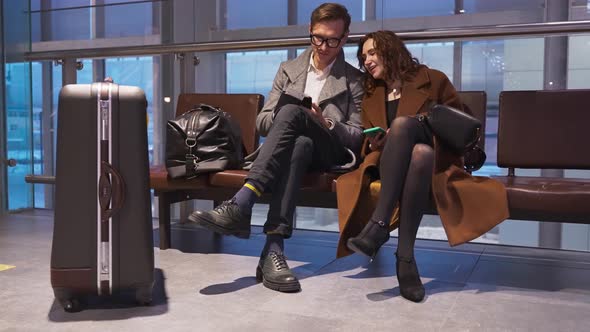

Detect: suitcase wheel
[62,298,81,313]
[135,285,153,306]
[54,288,82,312]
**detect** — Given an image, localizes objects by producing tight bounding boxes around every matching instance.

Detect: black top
[386,99,400,126]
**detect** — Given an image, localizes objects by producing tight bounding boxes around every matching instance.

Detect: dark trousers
[246,104,348,238]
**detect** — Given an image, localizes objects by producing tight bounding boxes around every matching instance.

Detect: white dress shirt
[304,53,335,105]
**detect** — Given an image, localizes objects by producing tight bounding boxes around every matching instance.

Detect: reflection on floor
[2,210,590,331]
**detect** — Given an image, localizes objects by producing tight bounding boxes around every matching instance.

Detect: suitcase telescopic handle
[99,161,126,221]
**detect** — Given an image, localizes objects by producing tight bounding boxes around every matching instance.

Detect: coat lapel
[361,66,432,129]
[318,51,348,104]
[283,48,312,94]
[361,84,387,128]
[398,67,431,117]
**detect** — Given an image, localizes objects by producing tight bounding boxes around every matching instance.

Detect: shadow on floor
[158,225,590,299]
[47,268,169,322]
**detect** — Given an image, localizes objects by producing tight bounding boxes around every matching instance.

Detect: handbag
[418,104,486,171]
[418,104,481,154]
[165,104,243,179]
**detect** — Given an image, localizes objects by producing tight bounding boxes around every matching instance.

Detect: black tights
[371,116,434,259]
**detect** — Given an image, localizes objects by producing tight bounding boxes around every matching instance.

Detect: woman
[336,31,509,302]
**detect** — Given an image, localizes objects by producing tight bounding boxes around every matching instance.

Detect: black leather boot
[346,219,390,260]
[395,252,425,302]
[188,198,251,239]
[256,251,301,293]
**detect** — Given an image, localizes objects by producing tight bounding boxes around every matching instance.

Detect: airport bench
[491,89,590,223]
[150,91,488,249]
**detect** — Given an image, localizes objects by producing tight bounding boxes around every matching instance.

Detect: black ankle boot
[395,252,425,302]
[346,219,390,260]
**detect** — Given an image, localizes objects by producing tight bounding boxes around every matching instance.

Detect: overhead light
[164,97,171,103]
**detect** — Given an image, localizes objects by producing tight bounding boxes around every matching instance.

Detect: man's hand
[308,103,330,128]
[368,129,389,151]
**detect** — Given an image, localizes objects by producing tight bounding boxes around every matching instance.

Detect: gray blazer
[256,47,365,155]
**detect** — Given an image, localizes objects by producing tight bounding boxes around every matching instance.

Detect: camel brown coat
[336,66,509,258]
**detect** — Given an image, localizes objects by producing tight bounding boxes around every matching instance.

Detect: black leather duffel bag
[165,104,243,178]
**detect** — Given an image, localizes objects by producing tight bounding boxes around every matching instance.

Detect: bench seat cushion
[209,170,340,192]
[151,164,341,193]
[493,176,590,223]
[150,165,209,191]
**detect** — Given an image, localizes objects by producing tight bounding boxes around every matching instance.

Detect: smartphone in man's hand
[301,96,312,109]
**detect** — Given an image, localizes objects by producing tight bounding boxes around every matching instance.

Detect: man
[189,3,363,292]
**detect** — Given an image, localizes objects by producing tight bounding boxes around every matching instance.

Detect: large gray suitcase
[52,82,154,312]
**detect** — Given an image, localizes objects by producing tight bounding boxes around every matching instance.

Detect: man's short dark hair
[310,3,351,33]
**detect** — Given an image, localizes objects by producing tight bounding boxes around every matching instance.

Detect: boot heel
[347,238,378,260]
[346,219,389,260]
[395,252,425,302]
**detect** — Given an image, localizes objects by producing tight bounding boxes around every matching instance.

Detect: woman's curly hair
[357,30,421,95]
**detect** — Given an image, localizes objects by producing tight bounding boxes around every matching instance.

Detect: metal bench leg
[158,193,172,249]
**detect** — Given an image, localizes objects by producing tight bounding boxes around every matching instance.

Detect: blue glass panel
[45,0,90,10]
[226,0,287,29]
[30,0,41,43]
[105,57,155,164]
[103,1,155,38]
[406,42,454,82]
[378,0,454,19]
[226,50,288,95]
[5,63,33,210]
[297,1,363,24]
[31,62,45,208]
[48,7,91,40]
[77,59,94,84]
[463,0,544,14]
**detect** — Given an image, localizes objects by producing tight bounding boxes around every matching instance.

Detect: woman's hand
[368,129,389,151]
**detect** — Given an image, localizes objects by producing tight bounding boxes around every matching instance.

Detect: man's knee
[293,136,314,162]
[274,104,307,124]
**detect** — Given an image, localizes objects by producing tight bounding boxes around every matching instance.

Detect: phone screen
[301,96,312,109]
[363,127,386,137]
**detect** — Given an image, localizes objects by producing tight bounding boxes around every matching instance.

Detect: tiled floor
[1,210,590,331]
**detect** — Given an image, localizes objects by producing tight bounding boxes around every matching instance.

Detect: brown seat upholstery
[493,176,590,223]
[493,89,590,223]
[150,165,209,191]
[210,170,339,192]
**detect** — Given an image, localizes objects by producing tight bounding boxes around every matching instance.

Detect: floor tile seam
[458,282,590,308]
[414,246,485,257]
[478,255,590,270]
[480,248,590,260]
[305,256,341,278]
[436,282,464,332]
[463,247,484,286]
[481,245,590,265]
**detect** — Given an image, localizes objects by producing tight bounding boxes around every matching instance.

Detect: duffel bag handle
[98,161,126,221]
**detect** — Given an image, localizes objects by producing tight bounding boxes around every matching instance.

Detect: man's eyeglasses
[310,34,343,48]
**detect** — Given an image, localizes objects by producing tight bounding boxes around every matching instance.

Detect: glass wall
[30,0,160,45]
[105,56,156,163]
[5,62,33,210]
[3,0,32,211]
